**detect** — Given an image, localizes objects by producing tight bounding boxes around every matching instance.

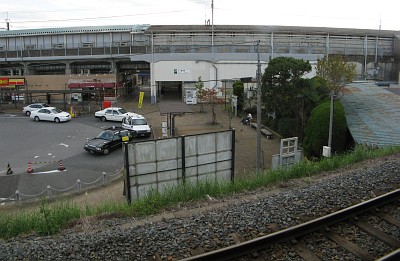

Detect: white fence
[124,130,235,203]
[0,171,121,205]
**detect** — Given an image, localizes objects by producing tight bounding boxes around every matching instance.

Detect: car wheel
[101,116,107,122]
[26,111,31,116]
[54,117,60,123]
[34,116,40,122]
[103,149,109,155]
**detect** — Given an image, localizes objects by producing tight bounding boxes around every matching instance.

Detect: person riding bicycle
[241,112,252,125]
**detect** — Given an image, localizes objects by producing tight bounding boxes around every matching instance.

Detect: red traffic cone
[58,160,66,171]
[27,162,34,174]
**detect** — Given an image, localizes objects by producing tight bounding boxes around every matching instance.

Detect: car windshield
[43,104,50,107]
[50,108,62,114]
[117,108,127,114]
[120,130,130,136]
[96,131,114,141]
[131,119,148,125]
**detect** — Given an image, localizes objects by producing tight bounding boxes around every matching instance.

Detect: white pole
[256,40,262,171]
[211,0,214,47]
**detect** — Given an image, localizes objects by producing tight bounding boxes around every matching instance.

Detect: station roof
[0,24,150,37]
[340,83,400,147]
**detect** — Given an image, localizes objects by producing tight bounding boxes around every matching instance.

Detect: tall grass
[0,145,399,239]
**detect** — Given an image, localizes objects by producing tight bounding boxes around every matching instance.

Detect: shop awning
[103,83,116,88]
[67,83,81,88]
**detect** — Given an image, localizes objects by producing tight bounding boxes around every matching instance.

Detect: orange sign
[0,78,25,87]
[0,78,9,86]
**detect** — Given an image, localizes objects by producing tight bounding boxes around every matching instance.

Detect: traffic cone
[58,160,66,171]
[6,163,13,175]
[27,162,34,174]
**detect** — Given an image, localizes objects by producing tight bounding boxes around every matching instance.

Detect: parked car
[22,103,50,116]
[122,114,152,138]
[95,107,137,122]
[30,107,71,123]
[84,126,132,155]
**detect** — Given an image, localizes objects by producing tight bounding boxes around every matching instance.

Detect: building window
[113,41,128,47]
[82,42,94,48]
[52,43,64,49]
[24,44,36,50]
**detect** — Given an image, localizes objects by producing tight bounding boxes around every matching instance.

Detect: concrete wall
[153,60,266,89]
[126,130,234,201]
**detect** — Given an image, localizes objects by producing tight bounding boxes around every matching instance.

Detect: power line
[10,10,194,24]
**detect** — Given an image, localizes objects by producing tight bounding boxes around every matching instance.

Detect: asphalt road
[0,112,132,199]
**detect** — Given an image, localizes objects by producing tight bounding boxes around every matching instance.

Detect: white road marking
[59,143,69,148]
[29,169,66,174]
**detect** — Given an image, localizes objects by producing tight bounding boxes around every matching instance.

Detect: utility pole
[211,0,214,47]
[256,40,262,172]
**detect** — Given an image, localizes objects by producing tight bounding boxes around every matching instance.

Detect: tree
[316,55,356,94]
[202,88,219,124]
[232,80,244,112]
[261,57,312,137]
[195,76,206,113]
[316,55,356,150]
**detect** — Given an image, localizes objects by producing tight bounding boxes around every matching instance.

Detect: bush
[304,100,348,157]
[278,118,297,138]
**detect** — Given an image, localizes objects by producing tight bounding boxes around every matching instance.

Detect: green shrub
[304,100,348,157]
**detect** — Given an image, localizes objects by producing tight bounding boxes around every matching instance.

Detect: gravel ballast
[0,157,399,260]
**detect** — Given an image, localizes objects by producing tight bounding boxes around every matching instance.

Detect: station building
[0,24,399,104]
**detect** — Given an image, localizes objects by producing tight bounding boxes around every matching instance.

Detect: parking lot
[0,104,150,200]
[0,97,282,202]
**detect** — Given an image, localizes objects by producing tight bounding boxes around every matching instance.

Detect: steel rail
[181,188,400,261]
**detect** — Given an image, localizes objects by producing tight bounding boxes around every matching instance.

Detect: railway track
[179,189,400,261]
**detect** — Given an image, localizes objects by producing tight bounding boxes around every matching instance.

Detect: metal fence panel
[125,130,234,202]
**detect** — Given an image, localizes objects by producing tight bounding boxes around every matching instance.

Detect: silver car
[22,103,50,116]
[30,107,71,123]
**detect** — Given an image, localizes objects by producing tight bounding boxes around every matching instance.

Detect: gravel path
[1,156,399,260]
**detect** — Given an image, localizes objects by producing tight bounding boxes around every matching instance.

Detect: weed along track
[180,189,400,261]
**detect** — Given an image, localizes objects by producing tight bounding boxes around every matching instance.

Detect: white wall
[153,60,267,89]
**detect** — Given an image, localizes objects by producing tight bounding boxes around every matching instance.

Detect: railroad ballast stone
[0,159,399,260]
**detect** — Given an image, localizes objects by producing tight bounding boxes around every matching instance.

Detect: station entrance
[158,81,183,101]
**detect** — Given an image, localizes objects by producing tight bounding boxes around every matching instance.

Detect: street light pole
[256,40,262,172]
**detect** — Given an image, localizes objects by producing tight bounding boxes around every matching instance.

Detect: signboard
[174,69,191,74]
[162,116,168,138]
[0,78,25,87]
[0,78,9,86]
[138,91,144,108]
[9,79,25,85]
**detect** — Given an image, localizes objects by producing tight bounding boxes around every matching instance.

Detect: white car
[95,107,138,122]
[122,114,152,138]
[30,107,71,123]
[22,103,50,116]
